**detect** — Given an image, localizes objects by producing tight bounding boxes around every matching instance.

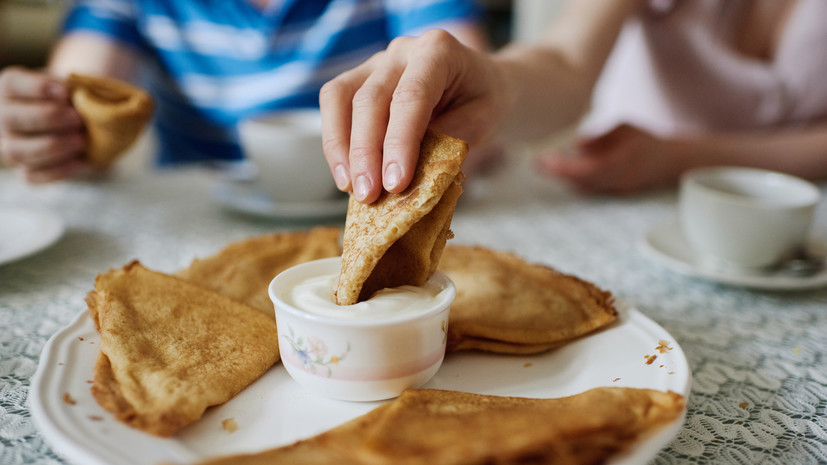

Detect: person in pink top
[321,0,827,199]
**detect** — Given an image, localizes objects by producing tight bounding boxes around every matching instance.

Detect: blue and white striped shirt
[63,0,480,164]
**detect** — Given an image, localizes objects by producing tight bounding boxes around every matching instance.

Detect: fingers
[347,48,409,203]
[0,66,68,101]
[0,101,83,134]
[320,65,371,192]
[382,31,457,194]
[25,158,85,184]
[1,132,86,169]
[320,31,470,204]
[0,67,87,183]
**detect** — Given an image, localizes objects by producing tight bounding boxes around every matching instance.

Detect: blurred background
[0,0,566,70]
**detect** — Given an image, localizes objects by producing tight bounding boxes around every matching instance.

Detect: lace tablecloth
[1,157,826,465]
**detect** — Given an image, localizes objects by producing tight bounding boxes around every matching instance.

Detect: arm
[0,34,138,183]
[494,0,640,140]
[679,125,827,180]
[320,0,642,203]
[49,32,139,81]
[537,124,827,194]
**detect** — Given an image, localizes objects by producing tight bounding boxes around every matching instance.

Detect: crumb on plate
[222,418,239,433]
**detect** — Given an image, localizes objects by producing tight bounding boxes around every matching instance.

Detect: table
[2,153,826,465]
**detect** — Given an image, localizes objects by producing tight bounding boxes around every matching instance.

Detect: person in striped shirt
[0,0,485,183]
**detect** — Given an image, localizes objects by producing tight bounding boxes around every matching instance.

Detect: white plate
[0,207,65,266]
[640,219,827,291]
[30,305,691,465]
[210,180,348,220]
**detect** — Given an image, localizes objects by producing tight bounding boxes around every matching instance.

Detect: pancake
[68,73,153,167]
[177,227,342,315]
[336,129,468,305]
[87,261,278,437]
[438,245,617,354]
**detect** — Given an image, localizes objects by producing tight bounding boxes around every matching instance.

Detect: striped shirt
[63,0,480,164]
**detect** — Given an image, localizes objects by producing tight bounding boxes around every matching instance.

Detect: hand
[536,124,686,195]
[319,30,508,203]
[0,67,86,183]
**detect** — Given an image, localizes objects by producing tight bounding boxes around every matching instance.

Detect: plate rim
[210,181,348,219]
[640,219,827,291]
[0,206,65,266]
[30,305,691,465]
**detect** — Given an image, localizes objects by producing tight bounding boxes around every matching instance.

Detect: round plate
[210,181,348,220]
[30,305,690,465]
[0,207,65,266]
[640,219,827,291]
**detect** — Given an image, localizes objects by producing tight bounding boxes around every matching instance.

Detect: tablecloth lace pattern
[1,164,826,464]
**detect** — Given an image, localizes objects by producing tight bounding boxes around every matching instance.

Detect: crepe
[68,73,153,167]
[360,388,685,465]
[87,261,279,437]
[336,129,468,305]
[193,404,394,465]
[191,387,685,465]
[437,245,617,354]
[177,227,342,315]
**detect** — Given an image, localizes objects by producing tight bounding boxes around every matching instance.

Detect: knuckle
[319,79,349,104]
[348,144,377,165]
[385,36,411,54]
[352,84,389,110]
[391,79,432,106]
[322,135,348,157]
[419,29,457,51]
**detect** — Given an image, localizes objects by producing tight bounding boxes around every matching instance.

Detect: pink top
[580,0,827,137]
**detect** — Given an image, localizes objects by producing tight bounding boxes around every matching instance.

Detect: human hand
[536,124,686,195]
[319,30,508,203]
[0,67,86,183]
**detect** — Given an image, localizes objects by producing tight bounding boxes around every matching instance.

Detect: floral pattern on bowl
[280,326,351,378]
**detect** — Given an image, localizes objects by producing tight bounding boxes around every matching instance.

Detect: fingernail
[334,164,349,190]
[354,175,371,201]
[384,163,401,190]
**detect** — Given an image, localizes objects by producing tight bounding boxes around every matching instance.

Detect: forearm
[673,125,827,180]
[48,32,139,82]
[491,0,641,142]
[492,44,592,142]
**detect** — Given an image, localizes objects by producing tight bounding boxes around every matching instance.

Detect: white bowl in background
[238,109,338,203]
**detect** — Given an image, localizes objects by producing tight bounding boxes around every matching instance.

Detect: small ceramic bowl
[269,257,456,401]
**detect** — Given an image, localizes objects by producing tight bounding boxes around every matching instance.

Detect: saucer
[639,219,827,291]
[0,207,65,266]
[210,180,348,220]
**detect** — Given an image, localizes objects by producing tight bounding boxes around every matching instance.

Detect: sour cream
[285,272,450,320]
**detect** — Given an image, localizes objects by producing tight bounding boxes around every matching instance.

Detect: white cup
[679,166,821,272]
[238,110,338,203]
[269,257,456,402]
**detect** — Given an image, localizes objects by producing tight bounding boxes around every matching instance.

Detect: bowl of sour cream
[269,256,456,401]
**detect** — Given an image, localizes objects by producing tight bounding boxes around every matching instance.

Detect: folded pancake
[87,261,279,437]
[438,245,617,354]
[68,73,153,167]
[191,387,685,465]
[336,129,468,305]
[193,404,394,465]
[359,388,685,465]
[177,227,342,315]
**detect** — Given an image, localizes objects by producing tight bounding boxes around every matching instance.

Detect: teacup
[269,257,456,401]
[678,166,821,273]
[238,109,338,203]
